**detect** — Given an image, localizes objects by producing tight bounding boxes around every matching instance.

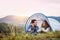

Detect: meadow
[0,23,60,40]
[0,31,60,40]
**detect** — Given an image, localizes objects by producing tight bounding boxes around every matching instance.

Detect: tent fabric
[48,18,60,31]
[25,13,52,32]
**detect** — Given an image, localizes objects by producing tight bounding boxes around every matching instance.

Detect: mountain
[0,15,60,26]
[0,15,28,26]
[48,16,60,22]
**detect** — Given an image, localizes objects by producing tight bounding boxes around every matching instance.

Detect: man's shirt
[26,25,39,33]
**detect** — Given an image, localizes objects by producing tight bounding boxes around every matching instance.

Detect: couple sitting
[26,19,52,33]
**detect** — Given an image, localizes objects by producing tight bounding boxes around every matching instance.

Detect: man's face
[33,21,37,26]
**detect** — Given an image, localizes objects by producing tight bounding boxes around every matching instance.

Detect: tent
[25,13,52,32]
[48,18,60,31]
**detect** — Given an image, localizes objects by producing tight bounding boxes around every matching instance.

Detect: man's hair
[31,19,37,23]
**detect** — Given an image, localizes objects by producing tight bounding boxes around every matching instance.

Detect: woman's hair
[41,20,50,29]
[41,20,52,31]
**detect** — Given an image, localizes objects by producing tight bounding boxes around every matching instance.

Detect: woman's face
[42,22,46,26]
[42,21,48,28]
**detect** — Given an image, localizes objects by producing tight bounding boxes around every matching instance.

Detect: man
[26,19,39,33]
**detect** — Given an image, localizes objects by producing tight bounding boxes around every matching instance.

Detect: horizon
[0,13,60,18]
[0,14,60,18]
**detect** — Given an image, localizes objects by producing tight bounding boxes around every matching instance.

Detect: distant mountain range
[48,16,60,22]
[0,15,28,26]
[0,15,60,26]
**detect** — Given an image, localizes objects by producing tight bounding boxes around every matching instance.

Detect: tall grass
[0,23,60,40]
[0,31,60,40]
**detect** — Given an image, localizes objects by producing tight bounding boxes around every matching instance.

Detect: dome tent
[48,18,60,31]
[25,13,52,32]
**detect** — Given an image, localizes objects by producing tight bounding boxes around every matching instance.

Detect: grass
[0,23,60,40]
[0,31,60,40]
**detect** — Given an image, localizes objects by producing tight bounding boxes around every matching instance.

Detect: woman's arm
[41,28,50,32]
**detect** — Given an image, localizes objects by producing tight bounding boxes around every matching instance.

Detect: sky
[0,0,60,18]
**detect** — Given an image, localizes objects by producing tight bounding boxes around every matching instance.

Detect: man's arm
[26,25,33,32]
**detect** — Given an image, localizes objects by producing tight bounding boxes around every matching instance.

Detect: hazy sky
[0,0,60,18]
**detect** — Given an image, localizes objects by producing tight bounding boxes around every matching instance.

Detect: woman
[41,20,52,33]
